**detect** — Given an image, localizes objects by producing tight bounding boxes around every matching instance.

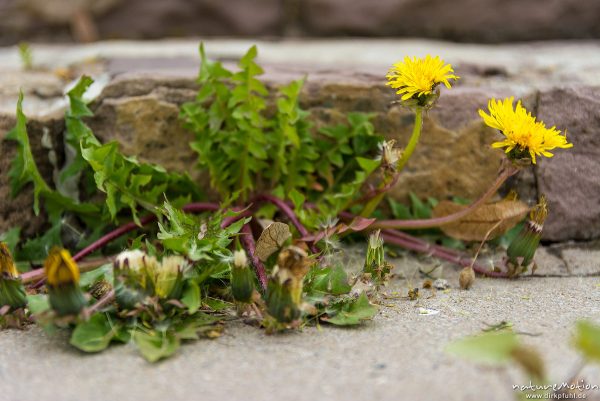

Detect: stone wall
[0,40,599,243]
[2,0,600,44]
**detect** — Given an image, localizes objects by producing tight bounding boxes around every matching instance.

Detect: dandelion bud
[266,271,301,324]
[150,255,187,300]
[363,230,392,284]
[507,196,548,275]
[44,247,86,316]
[231,250,255,304]
[459,266,475,290]
[0,243,27,310]
[265,246,310,324]
[113,250,157,309]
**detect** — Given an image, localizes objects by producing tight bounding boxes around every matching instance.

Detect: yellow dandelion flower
[479,97,573,164]
[44,247,80,287]
[386,55,459,101]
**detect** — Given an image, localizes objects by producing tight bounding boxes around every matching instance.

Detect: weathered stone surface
[0,40,598,241]
[87,94,199,182]
[536,87,600,242]
[3,0,600,44]
[299,0,600,42]
[0,0,284,45]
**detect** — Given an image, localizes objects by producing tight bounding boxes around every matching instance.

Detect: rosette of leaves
[180,44,384,223]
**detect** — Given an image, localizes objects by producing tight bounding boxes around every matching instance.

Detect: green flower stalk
[231,250,256,304]
[0,242,27,310]
[265,246,310,324]
[44,247,87,316]
[361,55,458,218]
[506,196,548,275]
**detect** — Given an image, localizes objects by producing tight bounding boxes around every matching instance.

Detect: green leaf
[26,294,49,314]
[0,227,21,255]
[306,265,352,296]
[79,264,114,289]
[356,157,380,175]
[409,192,432,219]
[7,92,50,215]
[289,189,305,210]
[134,330,180,362]
[204,297,232,311]
[573,320,600,363]
[324,294,378,326]
[445,331,519,365]
[174,313,221,340]
[70,313,117,353]
[181,281,201,314]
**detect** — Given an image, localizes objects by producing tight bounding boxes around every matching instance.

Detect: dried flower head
[479,97,573,164]
[386,55,459,102]
[381,140,402,169]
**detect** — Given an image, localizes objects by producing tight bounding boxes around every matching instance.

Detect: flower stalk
[360,107,423,218]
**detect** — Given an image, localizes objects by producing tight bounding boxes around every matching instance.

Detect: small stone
[433,279,450,290]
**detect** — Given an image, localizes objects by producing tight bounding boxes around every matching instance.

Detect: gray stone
[536,87,600,242]
[3,0,600,44]
[299,0,600,42]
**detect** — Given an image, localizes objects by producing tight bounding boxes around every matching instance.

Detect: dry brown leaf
[432,199,531,241]
[255,222,291,262]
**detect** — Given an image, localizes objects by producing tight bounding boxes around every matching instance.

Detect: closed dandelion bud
[507,196,548,272]
[231,250,255,304]
[44,247,87,316]
[113,250,156,309]
[150,256,187,299]
[0,242,27,310]
[276,246,310,306]
[265,246,310,323]
[364,230,392,284]
[266,269,301,324]
[459,266,475,290]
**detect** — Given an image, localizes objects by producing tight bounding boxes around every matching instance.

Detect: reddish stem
[86,289,116,314]
[338,210,508,278]
[240,224,268,291]
[381,229,508,278]
[252,194,319,255]
[370,164,519,230]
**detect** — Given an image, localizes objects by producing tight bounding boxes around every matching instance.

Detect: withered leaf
[255,222,291,262]
[432,199,530,241]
